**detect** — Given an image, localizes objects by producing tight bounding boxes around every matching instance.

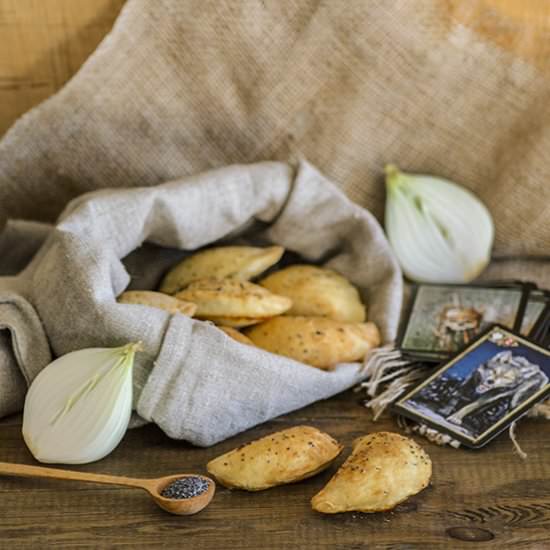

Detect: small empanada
[117,290,197,316]
[207,426,342,491]
[160,245,284,294]
[175,278,292,324]
[219,327,255,346]
[311,432,432,514]
[259,265,366,322]
[245,316,380,369]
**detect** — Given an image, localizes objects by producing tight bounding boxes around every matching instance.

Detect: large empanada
[160,245,284,294]
[207,426,342,491]
[311,432,432,514]
[245,316,380,369]
[175,278,292,326]
[117,290,197,316]
[259,265,366,322]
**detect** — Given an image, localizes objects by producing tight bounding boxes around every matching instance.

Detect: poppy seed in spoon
[161,476,210,500]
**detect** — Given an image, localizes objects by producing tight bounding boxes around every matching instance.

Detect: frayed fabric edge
[358,346,548,459]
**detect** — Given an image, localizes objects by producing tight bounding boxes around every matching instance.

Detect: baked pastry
[160,245,284,294]
[175,278,292,327]
[207,426,342,491]
[206,316,263,328]
[259,265,366,322]
[245,316,380,369]
[117,290,197,316]
[311,432,432,513]
[220,327,255,346]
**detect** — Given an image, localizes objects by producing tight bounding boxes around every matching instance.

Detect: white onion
[384,165,494,283]
[22,343,140,464]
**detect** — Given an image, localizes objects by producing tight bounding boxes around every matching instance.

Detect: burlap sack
[0,160,401,445]
[2,0,550,262]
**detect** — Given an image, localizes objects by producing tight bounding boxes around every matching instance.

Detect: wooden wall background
[0,0,549,137]
[0,0,125,136]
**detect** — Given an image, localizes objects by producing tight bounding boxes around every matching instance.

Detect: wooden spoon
[0,461,215,515]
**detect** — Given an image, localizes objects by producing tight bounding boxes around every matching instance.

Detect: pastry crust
[245,316,380,369]
[219,326,255,346]
[117,290,197,316]
[311,432,432,514]
[260,265,366,322]
[207,426,342,491]
[175,278,292,321]
[160,245,284,294]
[205,316,263,328]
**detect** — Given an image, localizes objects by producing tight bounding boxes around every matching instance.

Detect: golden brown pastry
[220,327,255,346]
[159,245,284,294]
[175,278,292,327]
[117,290,197,316]
[245,316,380,369]
[206,316,263,328]
[259,265,366,322]
[207,426,342,491]
[311,432,432,514]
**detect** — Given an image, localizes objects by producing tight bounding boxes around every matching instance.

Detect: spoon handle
[0,461,148,490]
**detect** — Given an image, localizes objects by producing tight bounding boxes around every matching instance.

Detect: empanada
[220,327,255,346]
[259,265,366,322]
[245,316,380,369]
[311,432,432,514]
[175,278,292,326]
[117,290,197,316]
[206,316,263,328]
[207,426,342,491]
[160,245,284,294]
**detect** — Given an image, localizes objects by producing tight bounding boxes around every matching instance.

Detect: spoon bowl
[147,473,215,515]
[0,461,215,516]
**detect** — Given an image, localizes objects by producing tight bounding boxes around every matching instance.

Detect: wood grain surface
[0,0,125,135]
[1,390,550,549]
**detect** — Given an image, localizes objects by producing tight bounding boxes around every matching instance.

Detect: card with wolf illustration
[394,326,550,448]
[398,282,532,361]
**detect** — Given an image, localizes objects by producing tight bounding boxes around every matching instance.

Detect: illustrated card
[398,283,530,361]
[529,302,550,347]
[394,326,550,448]
[521,289,550,336]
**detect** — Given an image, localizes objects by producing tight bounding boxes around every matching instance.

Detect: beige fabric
[1,0,549,260]
[0,161,402,445]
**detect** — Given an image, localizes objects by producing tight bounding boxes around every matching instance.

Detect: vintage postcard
[394,326,550,448]
[398,283,529,361]
[522,289,549,337]
[529,302,550,347]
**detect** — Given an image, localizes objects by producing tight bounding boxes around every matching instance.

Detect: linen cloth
[0,161,401,445]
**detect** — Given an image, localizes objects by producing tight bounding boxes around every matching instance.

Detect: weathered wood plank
[0,0,125,135]
[1,390,549,548]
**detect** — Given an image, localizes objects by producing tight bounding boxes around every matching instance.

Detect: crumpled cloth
[0,161,401,445]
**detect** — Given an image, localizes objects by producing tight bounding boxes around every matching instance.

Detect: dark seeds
[161,476,210,500]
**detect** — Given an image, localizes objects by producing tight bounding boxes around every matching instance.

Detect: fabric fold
[0,292,52,384]
[0,160,402,444]
[138,315,367,447]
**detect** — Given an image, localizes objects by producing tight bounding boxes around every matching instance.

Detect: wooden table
[2,1,550,548]
[1,390,550,548]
